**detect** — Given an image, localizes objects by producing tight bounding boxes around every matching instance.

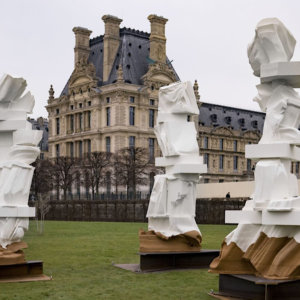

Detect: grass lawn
[0,221,235,300]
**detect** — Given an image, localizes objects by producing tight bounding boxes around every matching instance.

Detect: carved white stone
[146,81,207,238]
[225,18,300,252]
[0,74,41,248]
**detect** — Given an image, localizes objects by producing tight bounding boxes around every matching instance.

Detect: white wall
[197,180,300,198]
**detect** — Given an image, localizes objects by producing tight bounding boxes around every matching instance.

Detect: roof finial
[193,80,200,100]
[48,84,55,101]
[117,64,124,83]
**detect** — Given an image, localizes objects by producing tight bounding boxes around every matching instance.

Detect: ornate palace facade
[46,14,273,184]
[46,15,178,160]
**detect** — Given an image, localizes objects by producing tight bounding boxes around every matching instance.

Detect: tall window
[87,139,91,154]
[106,137,111,153]
[149,138,155,161]
[79,141,83,158]
[129,136,135,148]
[204,153,209,168]
[70,115,74,132]
[130,96,135,103]
[149,99,155,106]
[219,155,224,170]
[79,113,83,130]
[247,159,252,171]
[233,140,238,152]
[219,138,224,150]
[129,106,135,126]
[87,111,91,128]
[70,142,74,158]
[149,109,155,128]
[56,118,60,135]
[296,162,299,174]
[203,136,208,149]
[234,156,238,171]
[55,144,60,157]
[106,107,110,126]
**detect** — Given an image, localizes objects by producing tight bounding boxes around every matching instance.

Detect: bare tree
[114,147,152,198]
[49,156,77,201]
[82,152,112,199]
[35,192,51,234]
[31,158,53,199]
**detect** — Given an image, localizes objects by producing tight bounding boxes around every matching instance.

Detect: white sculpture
[211,18,300,279]
[146,81,207,243]
[0,74,41,249]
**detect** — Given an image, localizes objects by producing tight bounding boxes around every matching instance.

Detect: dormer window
[224,116,231,124]
[251,120,258,128]
[210,114,217,123]
[238,118,245,126]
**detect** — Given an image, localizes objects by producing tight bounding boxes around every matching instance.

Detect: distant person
[226,192,230,199]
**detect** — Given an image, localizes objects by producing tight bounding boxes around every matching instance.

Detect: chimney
[148,15,168,63]
[102,15,122,82]
[72,27,92,67]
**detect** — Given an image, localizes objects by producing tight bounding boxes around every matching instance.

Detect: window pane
[149,109,154,128]
[106,137,111,153]
[129,106,135,126]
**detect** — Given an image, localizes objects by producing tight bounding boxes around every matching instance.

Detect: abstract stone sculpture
[210,18,300,279]
[139,81,207,252]
[0,74,41,264]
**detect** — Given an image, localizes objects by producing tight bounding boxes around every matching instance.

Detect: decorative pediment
[68,57,98,91]
[242,130,261,139]
[142,62,177,90]
[211,126,234,136]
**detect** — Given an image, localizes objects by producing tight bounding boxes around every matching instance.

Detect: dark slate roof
[28,118,49,151]
[60,27,180,96]
[199,102,265,133]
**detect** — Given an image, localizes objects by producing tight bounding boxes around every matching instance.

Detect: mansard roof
[199,102,265,133]
[60,27,179,96]
[28,117,49,151]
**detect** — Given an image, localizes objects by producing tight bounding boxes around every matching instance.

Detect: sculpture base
[0,261,51,282]
[139,250,220,272]
[139,230,201,253]
[114,250,219,273]
[209,274,300,300]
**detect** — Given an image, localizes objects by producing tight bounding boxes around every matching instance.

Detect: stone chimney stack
[102,15,123,82]
[72,27,92,67]
[148,15,168,63]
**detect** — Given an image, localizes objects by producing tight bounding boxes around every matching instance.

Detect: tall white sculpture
[210,18,300,279]
[0,74,41,264]
[140,81,207,252]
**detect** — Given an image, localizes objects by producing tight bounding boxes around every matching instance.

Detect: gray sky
[1,0,300,118]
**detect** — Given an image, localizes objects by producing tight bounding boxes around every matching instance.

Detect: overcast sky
[1,0,300,118]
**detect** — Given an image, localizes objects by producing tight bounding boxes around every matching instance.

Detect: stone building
[197,101,265,183]
[46,14,179,160]
[46,13,278,185]
[28,117,49,159]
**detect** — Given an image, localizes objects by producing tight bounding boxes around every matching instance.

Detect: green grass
[0,222,235,300]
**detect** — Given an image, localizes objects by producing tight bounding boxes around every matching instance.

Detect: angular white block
[262,210,300,225]
[0,206,35,217]
[156,155,203,167]
[225,210,262,224]
[166,164,207,174]
[0,120,28,131]
[261,62,300,88]
[246,143,300,161]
